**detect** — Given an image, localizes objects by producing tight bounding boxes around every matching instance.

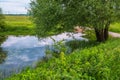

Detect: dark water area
[0,32,87,79]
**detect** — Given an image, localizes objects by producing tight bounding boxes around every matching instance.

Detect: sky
[0,0,31,14]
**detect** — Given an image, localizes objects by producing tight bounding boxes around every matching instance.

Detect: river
[0,32,87,79]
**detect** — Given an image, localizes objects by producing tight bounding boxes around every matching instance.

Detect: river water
[0,32,87,78]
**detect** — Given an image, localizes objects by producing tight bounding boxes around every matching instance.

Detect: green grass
[6,38,120,80]
[0,15,35,36]
[110,22,120,33]
[5,15,32,27]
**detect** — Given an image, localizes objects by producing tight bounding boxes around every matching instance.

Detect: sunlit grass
[110,22,120,33]
[0,15,35,36]
[5,15,33,27]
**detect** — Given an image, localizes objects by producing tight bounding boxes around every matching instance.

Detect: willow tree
[0,8,5,31]
[30,0,120,42]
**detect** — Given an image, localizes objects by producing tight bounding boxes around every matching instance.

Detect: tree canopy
[30,0,120,42]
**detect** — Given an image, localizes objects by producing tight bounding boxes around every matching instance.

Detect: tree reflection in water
[0,36,7,64]
[0,47,7,63]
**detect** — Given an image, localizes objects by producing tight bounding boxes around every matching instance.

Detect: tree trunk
[95,28,104,42]
[94,27,109,42]
[104,21,110,41]
[104,26,109,41]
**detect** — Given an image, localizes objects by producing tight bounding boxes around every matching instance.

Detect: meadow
[0,15,35,36]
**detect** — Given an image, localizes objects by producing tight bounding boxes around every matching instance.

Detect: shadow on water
[0,36,7,45]
[0,47,7,64]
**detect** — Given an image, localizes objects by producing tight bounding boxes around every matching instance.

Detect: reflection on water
[0,36,46,79]
[0,36,7,45]
[0,47,7,64]
[0,36,7,64]
[0,32,87,78]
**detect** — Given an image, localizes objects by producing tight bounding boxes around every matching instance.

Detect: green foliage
[0,8,5,31]
[66,40,99,52]
[30,0,120,38]
[45,40,70,58]
[29,0,65,37]
[7,38,120,80]
[84,29,96,41]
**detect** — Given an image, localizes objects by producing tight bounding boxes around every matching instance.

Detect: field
[5,15,32,26]
[110,22,120,33]
[0,15,35,36]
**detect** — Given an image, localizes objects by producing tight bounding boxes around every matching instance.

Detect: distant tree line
[5,14,29,16]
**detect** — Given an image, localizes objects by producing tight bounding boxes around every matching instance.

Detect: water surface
[0,32,87,78]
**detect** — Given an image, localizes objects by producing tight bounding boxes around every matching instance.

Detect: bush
[45,40,71,59]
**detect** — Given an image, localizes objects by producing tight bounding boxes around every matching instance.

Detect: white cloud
[0,0,31,14]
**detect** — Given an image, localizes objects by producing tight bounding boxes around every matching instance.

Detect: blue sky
[0,0,31,14]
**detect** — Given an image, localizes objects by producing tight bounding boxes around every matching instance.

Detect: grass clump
[6,38,120,80]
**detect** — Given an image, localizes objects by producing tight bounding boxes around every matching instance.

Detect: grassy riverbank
[6,38,120,80]
[0,15,35,36]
